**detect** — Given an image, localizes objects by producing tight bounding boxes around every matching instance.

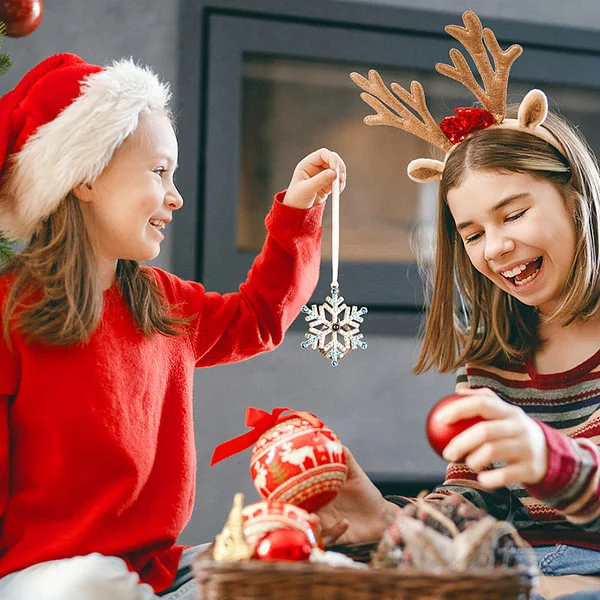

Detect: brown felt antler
[349,70,453,153]
[435,11,522,123]
[351,11,562,183]
[350,10,522,151]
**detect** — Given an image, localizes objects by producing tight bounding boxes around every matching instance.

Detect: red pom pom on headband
[439,107,496,145]
[350,11,566,183]
[0,52,170,241]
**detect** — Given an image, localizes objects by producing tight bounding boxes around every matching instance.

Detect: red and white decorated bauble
[242,499,320,551]
[250,417,347,512]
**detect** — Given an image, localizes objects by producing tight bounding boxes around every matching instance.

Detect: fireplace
[174,0,600,336]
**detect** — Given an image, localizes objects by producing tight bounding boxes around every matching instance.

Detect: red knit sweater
[0,195,323,592]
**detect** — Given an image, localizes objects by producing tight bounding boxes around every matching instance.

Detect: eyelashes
[463,210,527,244]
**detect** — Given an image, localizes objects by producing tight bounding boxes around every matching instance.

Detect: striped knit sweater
[439,355,600,549]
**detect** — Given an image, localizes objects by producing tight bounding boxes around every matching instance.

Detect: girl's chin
[142,249,161,261]
[507,293,536,307]
[124,246,161,263]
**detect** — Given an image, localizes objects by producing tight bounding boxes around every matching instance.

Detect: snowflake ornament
[301,285,367,366]
[300,164,368,366]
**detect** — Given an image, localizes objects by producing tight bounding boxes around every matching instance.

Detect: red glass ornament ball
[254,528,312,562]
[426,393,485,457]
[250,417,347,512]
[0,0,44,37]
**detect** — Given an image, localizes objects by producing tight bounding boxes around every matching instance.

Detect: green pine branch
[0,21,13,264]
[0,23,12,74]
[0,239,13,263]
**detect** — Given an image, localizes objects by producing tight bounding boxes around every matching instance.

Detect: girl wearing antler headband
[0,53,345,599]
[318,11,600,599]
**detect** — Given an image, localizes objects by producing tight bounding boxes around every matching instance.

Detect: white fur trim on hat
[2,59,170,240]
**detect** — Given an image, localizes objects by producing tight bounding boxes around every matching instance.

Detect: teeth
[150,219,165,230]
[514,268,540,286]
[501,259,535,278]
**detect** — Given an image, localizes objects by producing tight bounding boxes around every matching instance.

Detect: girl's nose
[484,230,514,262]
[166,185,183,210]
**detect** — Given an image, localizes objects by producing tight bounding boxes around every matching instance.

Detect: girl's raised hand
[283,148,346,210]
[437,388,548,489]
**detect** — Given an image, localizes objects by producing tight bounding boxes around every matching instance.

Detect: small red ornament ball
[250,417,347,512]
[0,0,44,37]
[254,528,312,562]
[426,393,485,457]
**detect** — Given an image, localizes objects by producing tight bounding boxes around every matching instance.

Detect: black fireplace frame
[174,0,600,334]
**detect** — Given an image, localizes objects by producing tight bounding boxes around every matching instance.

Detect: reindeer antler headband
[351,10,565,183]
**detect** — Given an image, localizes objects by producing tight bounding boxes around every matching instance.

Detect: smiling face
[447,170,576,315]
[75,110,183,285]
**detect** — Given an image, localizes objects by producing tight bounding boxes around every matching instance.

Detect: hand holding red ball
[425,393,485,458]
[425,389,549,489]
[0,0,43,37]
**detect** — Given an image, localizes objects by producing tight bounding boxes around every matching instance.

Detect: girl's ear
[71,183,94,203]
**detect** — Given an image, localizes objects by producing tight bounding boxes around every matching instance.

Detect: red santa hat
[0,52,170,241]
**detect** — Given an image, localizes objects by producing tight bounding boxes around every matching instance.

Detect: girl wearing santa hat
[0,53,344,599]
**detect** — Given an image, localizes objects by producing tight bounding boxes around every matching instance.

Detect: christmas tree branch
[0,20,14,264]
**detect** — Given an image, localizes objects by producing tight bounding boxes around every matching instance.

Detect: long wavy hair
[2,192,189,346]
[414,109,600,373]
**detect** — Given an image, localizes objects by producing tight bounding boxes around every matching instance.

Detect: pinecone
[371,492,530,572]
[400,492,486,536]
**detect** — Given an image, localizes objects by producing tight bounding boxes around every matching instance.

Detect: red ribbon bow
[210,407,323,466]
[439,107,496,144]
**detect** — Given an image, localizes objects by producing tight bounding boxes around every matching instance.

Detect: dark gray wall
[2,0,598,545]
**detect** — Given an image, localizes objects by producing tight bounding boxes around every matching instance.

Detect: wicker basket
[193,548,535,600]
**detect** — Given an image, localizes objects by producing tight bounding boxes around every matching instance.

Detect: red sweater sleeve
[525,420,600,527]
[157,193,324,367]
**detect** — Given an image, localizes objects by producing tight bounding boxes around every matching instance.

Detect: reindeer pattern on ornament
[323,437,343,463]
[252,447,275,498]
[279,440,318,472]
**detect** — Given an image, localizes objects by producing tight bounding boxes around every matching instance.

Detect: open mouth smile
[501,257,543,286]
[149,218,166,231]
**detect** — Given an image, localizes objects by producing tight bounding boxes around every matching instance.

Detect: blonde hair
[2,193,189,345]
[414,109,600,373]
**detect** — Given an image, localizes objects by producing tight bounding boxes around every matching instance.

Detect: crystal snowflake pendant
[301,285,368,366]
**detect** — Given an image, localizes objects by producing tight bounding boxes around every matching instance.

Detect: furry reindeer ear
[517,89,548,129]
[407,158,445,183]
